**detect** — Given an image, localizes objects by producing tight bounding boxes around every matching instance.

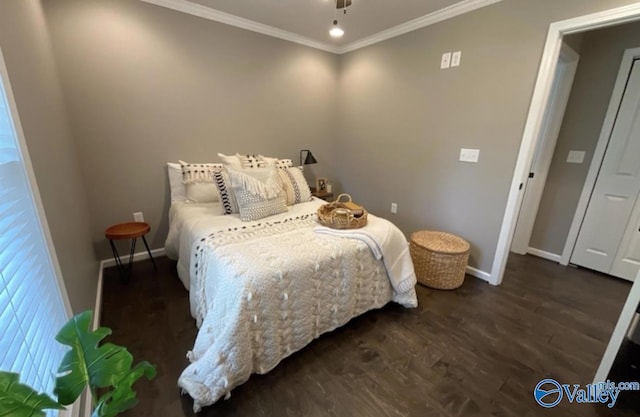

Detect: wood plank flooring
[100,254,639,416]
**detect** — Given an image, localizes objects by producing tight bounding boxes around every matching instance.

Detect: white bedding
[165,200,329,287]
[165,199,418,410]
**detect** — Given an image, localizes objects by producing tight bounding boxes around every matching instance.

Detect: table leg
[129,237,138,265]
[141,235,157,271]
[109,239,131,281]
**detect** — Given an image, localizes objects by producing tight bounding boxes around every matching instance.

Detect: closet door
[571,59,640,279]
[610,192,640,281]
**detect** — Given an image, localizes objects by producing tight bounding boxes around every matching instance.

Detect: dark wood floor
[101,254,639,417]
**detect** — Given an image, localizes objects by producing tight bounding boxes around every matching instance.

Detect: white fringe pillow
[179,161,223,203]
[227,166,287,221]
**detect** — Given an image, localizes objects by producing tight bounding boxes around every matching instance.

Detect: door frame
[511,42,580,256]
[491,3,640,285]
[559,47,640,266]
[594,269,640,384]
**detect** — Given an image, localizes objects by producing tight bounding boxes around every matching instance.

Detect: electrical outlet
[133,212,144,222]
[451,51,462,67]
[459,148,480,163]
[391,203,398,214]
[441,52,451,69]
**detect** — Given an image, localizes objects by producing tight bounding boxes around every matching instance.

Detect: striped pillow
[277,166,311,205]
[212,170,239,215]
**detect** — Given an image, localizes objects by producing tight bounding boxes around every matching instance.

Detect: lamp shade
[300,149,318,166]
[304,151,317,165]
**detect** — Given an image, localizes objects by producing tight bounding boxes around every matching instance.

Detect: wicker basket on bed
[317,193,367,229]
[409,230,470,290]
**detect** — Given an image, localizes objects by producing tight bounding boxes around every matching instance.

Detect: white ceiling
[143,0,501,53]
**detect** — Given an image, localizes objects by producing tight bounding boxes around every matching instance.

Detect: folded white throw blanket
[315,214,417,294]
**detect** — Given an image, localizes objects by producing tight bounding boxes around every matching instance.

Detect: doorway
[511,41,579,257]
[569,52,640,281]
[492,4,640,286]
[512,39,640,283]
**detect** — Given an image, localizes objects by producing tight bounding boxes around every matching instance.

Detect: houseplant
[0,310,155,417]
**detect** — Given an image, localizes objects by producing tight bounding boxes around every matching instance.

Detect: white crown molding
[139,0,341,54]
[338,0,502,54]
[140,0,502,55]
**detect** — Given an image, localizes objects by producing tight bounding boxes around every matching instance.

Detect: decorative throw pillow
[212,169,239,215]
[179,161,224,203]
[277,166,312,205]
[275,159,293,169]
[227,166,287,221]
[236,153,270,168]
[217,153,243,169]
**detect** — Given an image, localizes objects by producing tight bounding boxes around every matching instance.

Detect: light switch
[567,150,585,164]
[441,52,451,69]
[451,51,462,67]
[460,148,480,163]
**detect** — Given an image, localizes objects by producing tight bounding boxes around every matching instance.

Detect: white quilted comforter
[175,203,417,411]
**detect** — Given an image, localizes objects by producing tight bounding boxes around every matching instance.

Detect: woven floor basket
[409,231,470,290]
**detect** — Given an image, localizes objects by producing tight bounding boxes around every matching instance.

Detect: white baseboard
[527,247,562,263]
[83,248,165,416]
[466,265,493,284]
[101,248,166,268]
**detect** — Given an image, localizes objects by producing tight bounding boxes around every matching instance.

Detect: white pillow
[217,153,243,169]
[167,162,187,202]
[179,161,223,203]
[227,166,287,221]
[212,169,239,215]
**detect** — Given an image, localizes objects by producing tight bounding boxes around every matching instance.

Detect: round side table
[105,222,157,280]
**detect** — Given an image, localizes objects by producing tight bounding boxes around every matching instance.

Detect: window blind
[0,71,69,414]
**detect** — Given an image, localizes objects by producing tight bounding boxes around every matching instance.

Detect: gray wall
[336,0,640,273]
[40,0,640,274]
[42,0,340,259]
[0,0,98,313]
[530,21,640,255]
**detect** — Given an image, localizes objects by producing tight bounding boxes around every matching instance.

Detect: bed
[166,178,417,411]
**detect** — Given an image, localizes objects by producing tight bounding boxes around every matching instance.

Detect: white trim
[81,264,104,417]
[466,265,493,284]
[139,0,502,55]
[559,47,640,266]
[81,250,161,416]
[93,262,106,330]
[102,247,166,268]
[491,3,640,286]
[0,49,75,317]
[511,43,579,254]
[594,270,640,383]
[0,45,80,417]
[139,0,340,54]
[526,247,562,263]
[338,0,502,54]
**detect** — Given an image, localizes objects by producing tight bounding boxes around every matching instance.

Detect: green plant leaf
[93,361,156,417]
[54,311,133,405]
[0,371,63,417]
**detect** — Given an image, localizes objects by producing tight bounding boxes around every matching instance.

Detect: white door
[610,192,640,280]
[571,59,640,280]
